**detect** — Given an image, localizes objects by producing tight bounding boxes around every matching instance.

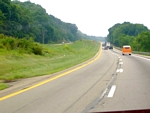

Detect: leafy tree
[107,22,149,48]
[0,0,99,44]
[134,31,150,52]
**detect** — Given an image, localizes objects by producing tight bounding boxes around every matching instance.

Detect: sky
[19,0,150,37]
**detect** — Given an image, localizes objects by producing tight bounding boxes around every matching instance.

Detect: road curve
[0,47,118,113]
[1,47,149,113]
[91,49,150,112]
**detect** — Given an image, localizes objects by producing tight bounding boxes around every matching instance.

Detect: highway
[90,49,150,112]
[0,47,150,113]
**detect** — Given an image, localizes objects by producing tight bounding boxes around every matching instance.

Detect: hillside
[0,0,104,43]
[0,38,100,90]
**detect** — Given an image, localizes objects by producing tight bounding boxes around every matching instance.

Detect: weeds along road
[0,47,150,113]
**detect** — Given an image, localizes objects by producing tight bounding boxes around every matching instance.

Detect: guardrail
[132,51,150,56]
[114,46,150,56]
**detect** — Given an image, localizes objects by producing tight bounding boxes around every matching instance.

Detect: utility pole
[41,27,45,44]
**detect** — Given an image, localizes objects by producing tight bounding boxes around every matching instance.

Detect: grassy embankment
[0,35,100,90]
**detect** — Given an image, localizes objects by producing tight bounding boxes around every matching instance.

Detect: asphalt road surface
[90,49,150,112]
[0,47,150,113]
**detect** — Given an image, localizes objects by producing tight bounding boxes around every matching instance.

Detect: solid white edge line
[133,55,150,61]
[107,85,116,97]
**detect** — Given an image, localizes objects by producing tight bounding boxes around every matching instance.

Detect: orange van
[122,45,132,55]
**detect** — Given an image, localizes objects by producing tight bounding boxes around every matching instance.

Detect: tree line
[0,0,104,44]
[107,22,150,52]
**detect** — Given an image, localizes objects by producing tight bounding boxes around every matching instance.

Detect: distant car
[109,46,113,49]
[122,45,132,55]
[103,46,108,50]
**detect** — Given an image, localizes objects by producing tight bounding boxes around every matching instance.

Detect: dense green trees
[107,22,150,52]
[133,31,150,52]
[0,0,86,43]
[0,0,105,44]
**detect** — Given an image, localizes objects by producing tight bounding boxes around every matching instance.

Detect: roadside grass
[0,83,8,90]
[0,39,100,89]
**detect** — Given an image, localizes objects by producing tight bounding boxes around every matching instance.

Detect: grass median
[0,39,100,90]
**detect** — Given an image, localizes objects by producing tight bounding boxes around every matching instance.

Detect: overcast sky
[19,0,150,37]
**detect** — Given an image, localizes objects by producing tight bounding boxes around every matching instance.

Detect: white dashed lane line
[116,69,123,73]
[107,85,116,98]
[119,62,123,64]
[119,59,122,61]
